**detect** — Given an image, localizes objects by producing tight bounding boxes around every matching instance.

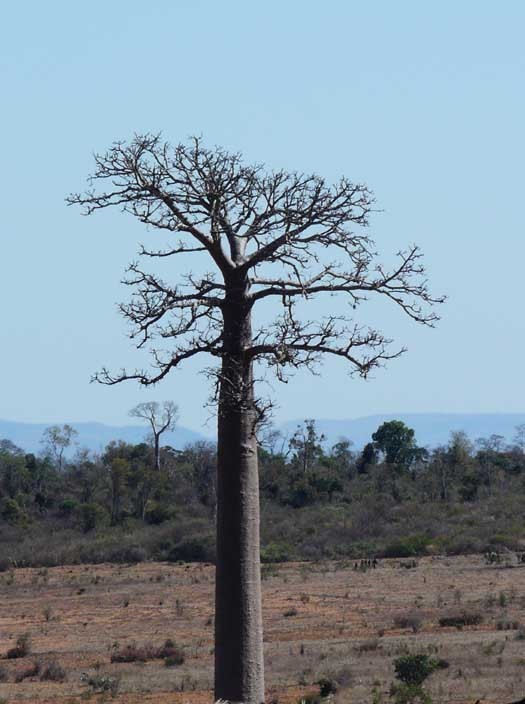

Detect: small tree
[289,420,326,473]
[68,135,443,704]
[41,424,78,472]
[392,653,446,704]
[129,401,178,471]
[356,441,378,474]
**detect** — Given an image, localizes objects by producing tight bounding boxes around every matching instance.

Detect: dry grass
[0,555,522,702]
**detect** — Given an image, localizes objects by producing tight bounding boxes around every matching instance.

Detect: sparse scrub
[81,672,120,696]
[15,661,40,682]
[111,639,184,664]
[356,638,380,653]
[6,632,31,659]
[318,677,338,697]
[284,607,298,617]
[394,610,423,633]
[438,609,483,628]
[40,660,66,681]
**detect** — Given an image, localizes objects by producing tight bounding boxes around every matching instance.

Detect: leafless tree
[68,134,443,704]
[129,400,178,471]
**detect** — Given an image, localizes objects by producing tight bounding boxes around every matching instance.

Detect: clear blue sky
[2,1,524,433]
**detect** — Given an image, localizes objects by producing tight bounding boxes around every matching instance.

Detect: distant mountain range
[2,413,525,455]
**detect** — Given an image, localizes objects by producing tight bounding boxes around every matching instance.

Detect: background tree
[129,401,178,471]
[289,420,326,474]
[329,439,355,479]
[41,424,78,472]
[356,441,378,474]
[182,440,217,510]
[514,424,525,454]
[372,420,422,470]
[68,135,442,704]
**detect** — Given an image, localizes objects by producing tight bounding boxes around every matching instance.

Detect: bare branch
[68,135,443,388]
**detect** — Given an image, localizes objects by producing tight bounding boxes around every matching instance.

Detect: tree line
[1,417,524,546]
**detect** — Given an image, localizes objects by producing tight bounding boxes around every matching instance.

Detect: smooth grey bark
[214,277,265,704]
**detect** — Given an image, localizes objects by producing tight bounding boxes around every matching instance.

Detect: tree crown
[67,135,444,387]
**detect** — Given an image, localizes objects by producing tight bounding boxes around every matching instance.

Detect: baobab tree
[68,134,443,704]
[129,400,178,471]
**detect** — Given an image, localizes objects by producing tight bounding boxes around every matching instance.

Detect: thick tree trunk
[214,285,265,704]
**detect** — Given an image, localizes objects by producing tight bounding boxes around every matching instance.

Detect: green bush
[145,501,174,525]
[393,654,442,685]
[318,677,338,697]
[77,503,107,533]
[384,535,430,558]
[1,498,24,524]
[167,533,215,563]
[261,542,292,563]
[58,498,78,517]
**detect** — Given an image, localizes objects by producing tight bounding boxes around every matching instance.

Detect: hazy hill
[3,413,525,456]
[0,419,207,455]
[281,413,525,449]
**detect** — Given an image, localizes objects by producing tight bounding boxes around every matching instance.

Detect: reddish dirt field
[0,555,523,703]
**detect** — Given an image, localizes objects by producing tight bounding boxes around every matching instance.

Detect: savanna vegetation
[1,418,525,570]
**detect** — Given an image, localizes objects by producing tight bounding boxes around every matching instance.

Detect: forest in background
[0,418,524,569]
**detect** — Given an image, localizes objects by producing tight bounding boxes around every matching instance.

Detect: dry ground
[0,555,523,703]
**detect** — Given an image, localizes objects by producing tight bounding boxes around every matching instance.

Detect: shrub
[438,609,483,628]
[394,654,441,685]
[111,639,184,665]
[284,608,298,617]
[7,633,31,659]
[383,535,430,558]
[1,498,24,525]
[111,642,155,663]
[394,611,423,633]
[167,533,215,563]
[356,638,380,653]
[15,661,41,682]
[40,660,66,682]
[261,542,292,563]
[0,666,7,682]
[318,677,338,697]
[106,544,147,564]
[58,498,78,517]
[159,639,185,664]
[82,672,120,696]
[390,683,432,704]
[77,503,106,533]
[164,651,185,667]
[145,502,174,525]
